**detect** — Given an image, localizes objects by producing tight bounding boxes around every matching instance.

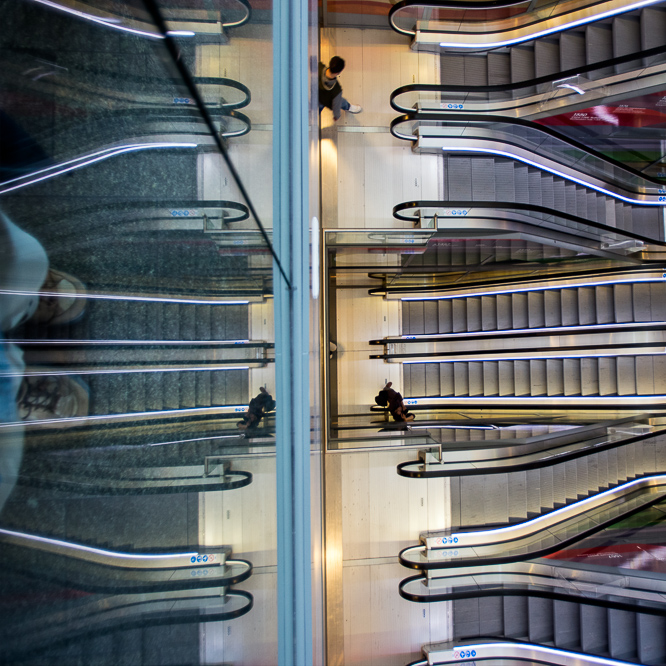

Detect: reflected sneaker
[347,104,362,114]
[18,374,89,421]
[30,269,87,326]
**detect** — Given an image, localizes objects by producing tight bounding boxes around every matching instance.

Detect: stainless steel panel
[635,355,655,395]
[561,289,579,327]
[468,361,484,396]
[580,357,599,395]
[552,462,567,506]
[553,599,580,649]
[581,604,609,654]
[615,356,636,396]
[563,358,582,395]
[438,299,453,334]
[513,360,530,395]
[632,282,652,322]
[411,363,427,397]
[654,355,666,393]
[561,31,586,71]
[483,361,499,396]
[511,293,528,329]
[409,301,425,335]
[650,282,666,321]
[452,299,468,333]
[454,361,469,396]
[544,290,562,328]
[614,284,633,322]
[564,459,579,504]
[529,359,544,395]
[440,362,455,396]
[527,291,545,328]
[578,287,596,325]
[481,296,497,332]
[598,356,618,395]
[608,608,637,660]
[498,360,515,396]
[496,294,512,330]
[425,362,440,396]
[528,597,553,643]
[595,285,614,324]
[546,358,563,396]
[424,300,439,335]
[466,297,482,332]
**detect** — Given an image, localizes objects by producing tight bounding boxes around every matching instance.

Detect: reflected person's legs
[0,212,49,514]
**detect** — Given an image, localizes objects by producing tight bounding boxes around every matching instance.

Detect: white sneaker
[347,104,362,114]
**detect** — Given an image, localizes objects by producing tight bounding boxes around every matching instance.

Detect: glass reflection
[0,0,278,662]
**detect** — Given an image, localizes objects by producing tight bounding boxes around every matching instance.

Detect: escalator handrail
[0,527,229,569]
[399,474,666,569]
[398,570,666,615]
[393,199,666,246]
[396,425,662,478]
[390,112,666,192]
[390,42,666,105]
[389,0,660,40]
[368,263,666,298]
[389,0,570,36]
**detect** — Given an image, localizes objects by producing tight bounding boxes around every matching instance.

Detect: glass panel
[0,0,282,663]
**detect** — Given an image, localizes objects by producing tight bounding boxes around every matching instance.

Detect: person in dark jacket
[375,382,415,422]
[318,56,362,121]
[237,387,276,430]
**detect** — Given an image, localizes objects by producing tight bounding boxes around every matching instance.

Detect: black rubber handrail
[392,200,666,246]
[389,0,644,37]
[396,425,661,478]
[390,0,554,36]
[371,322,666,347]
[390,42,666,102]
[399,572,666,615]
[390,112,666,193]
[368,263,666,297]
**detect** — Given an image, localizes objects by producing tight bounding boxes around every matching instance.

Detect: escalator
[0,1,277,661]
[405,495,666,663]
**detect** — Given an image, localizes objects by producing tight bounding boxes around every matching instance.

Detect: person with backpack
[237,387,276,430]
[374,382,415,422]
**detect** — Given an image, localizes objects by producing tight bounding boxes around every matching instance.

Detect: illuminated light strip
[147,433,241,447]
[557,83,586,95]
[435,0,662,48]
[435,146,665,205]
[411,424,497,430]
[0,290,249,306]
[444,475,666,545]
[166,30,195,37]
[399,321,666,339]
[2,339,252,345]
[4,366,252,378]
[0,527,213,566]
[0,404,247,429]
[406,395,666,402]
[401,351,666,364]
[0,143,197,195]
[29,0,164,39]
[401,277,665,301]
[446,642,639,665]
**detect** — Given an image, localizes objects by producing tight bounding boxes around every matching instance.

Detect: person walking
[318,56,362,121]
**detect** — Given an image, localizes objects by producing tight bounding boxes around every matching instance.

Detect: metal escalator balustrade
[28,0,251,39]
[390,44,666,117]
[399,474,666,569]
[397,419,659,477]
[413,639,644,665]
[392,201,659,253]
[391,115,666,206]
[389,0,666,50]
[399,559,666,613]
